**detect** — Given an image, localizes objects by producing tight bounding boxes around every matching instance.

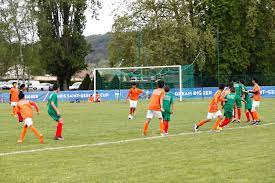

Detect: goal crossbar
[92,65,183,101]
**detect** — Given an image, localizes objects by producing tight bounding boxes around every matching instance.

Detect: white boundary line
[42,91,51,102]
[0,122,274,157]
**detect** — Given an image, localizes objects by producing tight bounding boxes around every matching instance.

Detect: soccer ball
[128,115,133,120]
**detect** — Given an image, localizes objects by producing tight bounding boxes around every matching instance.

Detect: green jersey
[242,86,250,102]
[233,82,242,96]
[163,93,174,113]
[224,93,242,112]
[242,85,252,110]
[48,92,58,114]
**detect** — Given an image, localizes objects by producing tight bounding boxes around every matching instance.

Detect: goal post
[92,65,183,101]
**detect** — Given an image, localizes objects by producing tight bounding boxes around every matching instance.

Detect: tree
[109,75,120,89]
[108,16,136,67]
[36,0,101,90]
[109,0,274,85]
[204,0,274,82]
[0,0,43,81]
[0,38,12,77]
[0,0,28,80]
[79,74,92,90]
[109,0,213,67]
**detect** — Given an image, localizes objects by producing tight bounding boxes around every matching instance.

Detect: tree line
[109,0,275,85]
[1,0,274,89]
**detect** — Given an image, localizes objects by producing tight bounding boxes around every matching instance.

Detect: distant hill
[85,33,111,67]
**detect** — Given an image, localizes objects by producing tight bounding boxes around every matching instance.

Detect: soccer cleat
[237,120,241,123]
[17,139,23,143]
[193,124,198,132]
[231,118,237,123]
[216,126,223,131]
[39,135,44,144]
[211,129,220,133]
[160,133,167,137]
[253,121,260,126]
[54,136,64,141]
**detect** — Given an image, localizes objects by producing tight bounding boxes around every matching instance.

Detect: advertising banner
[1,86,274,102]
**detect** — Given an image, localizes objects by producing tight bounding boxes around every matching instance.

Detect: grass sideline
[0,99,275,182]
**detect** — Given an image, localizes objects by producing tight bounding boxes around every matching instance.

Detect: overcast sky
[84,0,129,36]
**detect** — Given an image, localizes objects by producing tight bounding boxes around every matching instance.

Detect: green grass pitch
[0,99,275,183]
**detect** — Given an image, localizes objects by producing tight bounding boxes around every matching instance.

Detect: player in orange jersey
[143,80,165,136]
[89,95,94,103]
[89,92,101,103]
[126,82,144,119]
[17,84,27,123]
[194,83,226,132]
[17,92,44,144]
[249,78,261,125]
[9,82,19,117]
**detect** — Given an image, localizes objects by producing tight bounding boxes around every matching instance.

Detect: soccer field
[0,99,275,183]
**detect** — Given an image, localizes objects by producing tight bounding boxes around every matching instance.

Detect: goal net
[92,64,194,101]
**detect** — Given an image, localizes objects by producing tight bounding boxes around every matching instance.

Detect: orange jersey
[253,84,261,101]
[17,99,39,119]
[10,87,19,102]
[89,96,94,102]
[89,94,101,102]
[208,90,222,113]
[128,88,143,101]
[148,88,165,111]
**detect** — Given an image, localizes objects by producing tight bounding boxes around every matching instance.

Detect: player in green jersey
[48,83,64,140]
[162,86,174,135]
[232,79,243,123]
[240,80,254,123]
[217,87,246,130]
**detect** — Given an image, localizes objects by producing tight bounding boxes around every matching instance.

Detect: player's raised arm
[249,90,259,94]
[30,101,40,113]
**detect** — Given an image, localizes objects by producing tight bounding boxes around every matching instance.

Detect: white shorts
[207,110,222,119]
[146,110,163,119]
[24,118,33,127]
[129,100,138,108]
[10,102,17,107]
[252,101,260,111]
